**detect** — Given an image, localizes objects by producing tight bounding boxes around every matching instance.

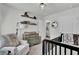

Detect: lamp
[40,3,47,9]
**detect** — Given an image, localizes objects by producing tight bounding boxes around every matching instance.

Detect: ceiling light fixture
[40,3,46,9]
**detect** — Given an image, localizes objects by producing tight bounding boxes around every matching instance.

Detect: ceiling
[3,3,79,18]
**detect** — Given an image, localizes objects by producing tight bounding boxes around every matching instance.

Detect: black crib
[42,34,79,55]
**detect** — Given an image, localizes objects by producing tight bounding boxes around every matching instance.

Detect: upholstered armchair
[0,34,29,55]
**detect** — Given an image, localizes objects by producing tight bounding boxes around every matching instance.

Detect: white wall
[0,8,1,34]
[0,4,11,35]
[38,18,46,40]
[0,4,3,34]
[44,7,79,39]
[1,6,38,34]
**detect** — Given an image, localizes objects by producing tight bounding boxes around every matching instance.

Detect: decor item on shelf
[63,33,73,44]
[21,12,37,19]
[51,20,58,28]
[73,34,79,45]
[20,21,30,24]
[20,21,37,25]
[46,22,50,39]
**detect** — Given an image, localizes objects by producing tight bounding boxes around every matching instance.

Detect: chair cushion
[0,36,6,48]
[5,34,20,47]
[1,47,17,55]
[0,50,8,55]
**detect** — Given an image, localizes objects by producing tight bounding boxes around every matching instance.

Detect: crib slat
[42,41,45,55]
[77,51,79,55]
[59,46,61,55]
[48,43,50,55]
[64,47,66,55]
[70,49,73,55]
[51,44,53,55]
[55,45,57,55]
[45,41,47,55]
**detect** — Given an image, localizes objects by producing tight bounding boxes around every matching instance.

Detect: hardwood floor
[28,43,42,55]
